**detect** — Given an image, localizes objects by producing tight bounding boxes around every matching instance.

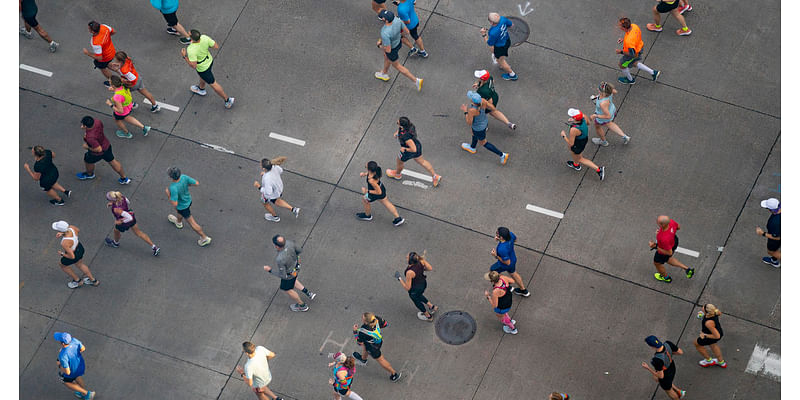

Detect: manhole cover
[507,16,530,47]
[435,311,477,345]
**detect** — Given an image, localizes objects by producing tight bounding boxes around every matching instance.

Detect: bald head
[488,13,500,24]
[657,215,670,226]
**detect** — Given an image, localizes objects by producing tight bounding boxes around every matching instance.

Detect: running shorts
[280,276,297,291]
[408,26,420,41]
[471,128,487,142]
[620,52,642,68]
[115,219,136,233]
[93,59,111,69]
[84,145,115,164]
[60,243,85,266]
[197,61,215,84]
[767,239,780,251]
[493,40,510,58]
[177,203,192,218]
[386,43,402,62]
[399,150,422,162]
[162,11,179,27]
[658,364,676,390]
[570,137,588,154]
[654,236,679,264]
[656,0,680,13]
[696,335,721,346]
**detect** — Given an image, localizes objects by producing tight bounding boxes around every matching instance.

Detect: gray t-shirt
[380,19,404,50]
[269,240,303,280]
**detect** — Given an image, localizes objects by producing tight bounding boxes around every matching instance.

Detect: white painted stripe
[142,99,180,112]
[745,344,781,382]
[675,247,700,258]
[401,169,432,182]
[19,64,53,77]
[200,143,235,154]
[525,204,564,219]
[402,180,429,189]
[269,132,306,146]
[717,246,725,252]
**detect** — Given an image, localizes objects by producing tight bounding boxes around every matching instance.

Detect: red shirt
[83,120,110,155]
[91,24,116,62]
[656,219,679,254]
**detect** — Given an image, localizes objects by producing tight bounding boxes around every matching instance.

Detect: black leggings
[408,282,429,313]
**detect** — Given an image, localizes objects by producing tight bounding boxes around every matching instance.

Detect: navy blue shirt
[493,231,517,270]
[767,213,780,238]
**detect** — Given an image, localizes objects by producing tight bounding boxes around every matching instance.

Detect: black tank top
[405,262,426,288]
[366,176,385,197]
[495,279,512,309]
[701,315,723,337]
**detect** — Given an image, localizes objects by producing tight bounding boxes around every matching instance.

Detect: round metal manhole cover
[435,311,477,345]
[506,16,530,47]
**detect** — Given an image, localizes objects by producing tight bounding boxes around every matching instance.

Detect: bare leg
[76,261,96,281]
[694,339,711,358]
[606,121,627,137]
[114,119,129,134]
[497,57,514,75]
[286,289,302,304]
[108,159,126,178]
[378,198,400,218]
[123,115,145,130]
[62,381,88,396]
[74,377,87,390]
[709,343,725,362]
[509,271,527,291]
[401,35,414,49]
[381,54,391,74]
[395,158,405,174]
[45,188,63,201]
[258,386,278,400]
[593,122,608,141]
[654,262,668,277]
[131,225,156,247]
[375,356,396,374]
[573,153,599,170]
[768,248,781,261]
[488,110,511,125]
[415,37,426,52]
[208,82,229,101]
[670,9,689,29]
[362,198,372,216]
[392,61,417,82]
[371,1,386,14]
[100,67,113,80]
[263,202,278,216]
[666,256,689,271]
[293,280,305,291]
[29,24,54,42]
[173,22,190,38]
[273,198,294,210]
[652,7,662,25]
[60,264,80,281]
[413,157,436,176]
[113,228,122,242]
[84,163,96,175]
[138,88,158,105]
[184,216,207,238]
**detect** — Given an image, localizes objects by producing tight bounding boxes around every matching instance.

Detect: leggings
[408,282,429,313]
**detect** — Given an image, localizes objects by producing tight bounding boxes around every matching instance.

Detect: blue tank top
[594,95,616,122]
[470,103,489,131]
[572,119,588,140]
[332,365,354,391]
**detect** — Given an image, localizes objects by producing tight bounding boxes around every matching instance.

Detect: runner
[491,227,530,297]
[560,108,605,180]
[328,352,364,400]
[110,51,162,113]
[694,303,727,368]
[181,29,235,108]
[82,21,116,85]
[53,332,96,400]
[396,0,428,57]
[549,393,570,400]
[396,251,439,321]
[253,156,300,222]
[641,336,686,400]
[23,146,70,205]
[106,76,152,139]
[352,312,402,382]
[480,13,518,81]
[589,81,630,146]
[756,198,780,267]
[615,17,660,85]
[263,234,317,312]
[385,117,442,187]
[460,91,509,165]
[484,271,518,334]
[374,10,423,91]
[472,70,517,129]
[104,191,161,256]
[150,0,192,44]
[371,0,387,17]
[648,215,694,283]
[165,167,212,247]
[647,0,692,36]
[357,161,405,226]
[19,0,58,52]
[52,221,99,289]
[77,116,132,184]
[235,342,284,400]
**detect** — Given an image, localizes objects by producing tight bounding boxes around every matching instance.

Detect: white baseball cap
[51,221,69,232]
[760,198,780,210]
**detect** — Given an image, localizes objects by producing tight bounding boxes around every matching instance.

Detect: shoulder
[666,341,678,350]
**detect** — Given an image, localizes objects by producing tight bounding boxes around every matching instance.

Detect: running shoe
[386,169,402,180]
[652,70,661,82]
[461,143,477,154]
[408,47,418,57]
[432,174,441,187]
[491,54,498,65]
[597,166,605,180]
[592,138,610,147]
[67,280,82,289]
[417,312,433,321]
[152,246,161,256]
[82,277,100,286]
[566,161,582,171]
[19,27,32,39]
[306,290,317,300]
[150,104,161,113]
[356,213,373,221]
[225,97,235,109]
[179,37,192,45]
[392,217,405,226]
[427,304,439,315]
[416,78,423,91]
[654,273,672,283]
[49,41,59,53]
[390,372,402,382]
[103,81,111,87]
[116,130,133,139]
[508,122,517,130]
[292,207,301,218]
[511,288,531,297]
[290,303,309,312]
[265,213,281,222]
[352,352,368,365]
[617,77,635,85]
[500,153,510,165]
[119,177,131,185]
[646,23,663,32]
[622,135,631,145]
[374,72,390,81]
[50,199,65,206]
[64,190,72,198]
[679,3,692,14]
[502,325,519,334]
[418,50,428,58]
[686,268,695,278]
[190,85,207,96]
[699,358,717,367]
[74,391,83,398]
[76,172,96,180]
[85,391,96,400]
[501,73,518,81]
[679,390,686,399]
[104,237,119,248]
[166,27,180,35]
[132,102,139,110]
[762,256,780,267]
[197,236,212,247]
[167,214,184,229]
[717,360,727,368]
[677,27,692,36]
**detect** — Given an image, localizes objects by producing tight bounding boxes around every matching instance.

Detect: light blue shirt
[381,19,404,49]
[169,175,197,210]
[397,1,419,30]
[58,338,85,379]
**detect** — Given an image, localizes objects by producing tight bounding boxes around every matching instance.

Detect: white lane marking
[199,143,235,154]
[269,132,306,147]
[717,246,725,252]
[745,344,781,382]
[19,64,53,77]
[401,169,432,182]
[142,99,180,112]
[402,180,429,189]
[518,2,534,16]
[525,204,564,219]
[675,247,700,258]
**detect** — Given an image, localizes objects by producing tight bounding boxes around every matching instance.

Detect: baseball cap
[51,221,69,232]
[644,335,661,348]
[333,352,347,363]
[53,332,72,344]
[567,108,583,121]
[760,198,780,210]
[474,70,490,81]
[467,90,482,104]
[379,10,395,22]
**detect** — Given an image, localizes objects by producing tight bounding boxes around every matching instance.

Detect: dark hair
[398,117,416,138]
[88,21,101,33]
[272,234,284,248]
[619,17,631,29]
[167,166,181,180]
[408,251,420,266]
[33,145,46,157]
[343,356,356,369]
[367,161,382,179]
[110,75,124,88]
[114,51,129,63]
[242,341,255,354]
[497,227,511,241]
[261,158,272,171]
[81,116,94,128]
[190,29,201,41]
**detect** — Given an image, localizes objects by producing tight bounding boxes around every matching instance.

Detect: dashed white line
[675,247,700,258]
[400,169,432,182]
[402,180,429,189]
[19,64,53,77]
[525,204,564,219]
[269,132,306,147]
[200,143,235,154]
[143,99,180,112]
[745,344,781,382]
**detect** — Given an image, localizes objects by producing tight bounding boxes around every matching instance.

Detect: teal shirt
[380,19,404,49]
[169,175,197,210]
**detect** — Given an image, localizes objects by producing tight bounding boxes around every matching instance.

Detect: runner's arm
[701,321,721,340]
[23,163,40,180]
[403,139,416,153]
[399,270,414,290]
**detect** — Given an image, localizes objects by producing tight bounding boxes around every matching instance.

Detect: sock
[483,142,503,156]
[470,137,478,148]
[596,167,602,172]
[501,314,515,329]
[302,288,310,295]
[637,63,654,75]
[509,71,516,77]
[347,392,364,400]
[622,68,633,80]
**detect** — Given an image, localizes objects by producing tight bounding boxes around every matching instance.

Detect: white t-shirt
[244,346,273,388]
[259,166,284,200]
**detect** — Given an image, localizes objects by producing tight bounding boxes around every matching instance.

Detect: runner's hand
[82,48,90,56]
[263,265,271,272]
[253,181,260,188]
[235,366,244,375]
[756,227,764,236]
[480,28,487,35]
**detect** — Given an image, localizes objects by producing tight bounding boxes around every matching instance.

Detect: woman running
[560,108,605,180]
[396,251,438,321]
[253,156,300,222]
[23,145,70,205]
[484,271,518,334]
[694,303,726,368]
[357,161,405,226]
[589,81,630,146]
[110,51,161,113]
[385,117,441,187]
[106,75,151,139]
[328,352,364,400]
[472,69,516,129]
[52,221,99,289]
[352,312,402,382]
[104,191,161,256]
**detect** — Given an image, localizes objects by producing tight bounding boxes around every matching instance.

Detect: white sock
[347,392,364,400]
[622,68,633,80]
[637,63,654,74]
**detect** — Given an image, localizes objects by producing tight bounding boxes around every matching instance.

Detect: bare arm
[399,269,415,291]
[402,139,417,153]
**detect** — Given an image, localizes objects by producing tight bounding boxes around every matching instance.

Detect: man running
[54,332,96,400]
[109,51,161,113]
[490,227,530,297]
[472,70,516,129]
[374,10,423,91]
[165,167,212,247]
[647,0,692,36]
[263,235,316,312]
[19,0,58,52]
[560,108,605,180]
[641,335,686,400]
[181,29,234,108]
[150,0,192,44]
[253,156,300,222]
[396,0,427,57]
[480,13,517,81]
[77,116,131,184]
[615,17,660,85]
[460,91,509,165]
[756,198,780,267]
[648,215,694,283]
[235,342,284,400]
[82,21,116,86]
